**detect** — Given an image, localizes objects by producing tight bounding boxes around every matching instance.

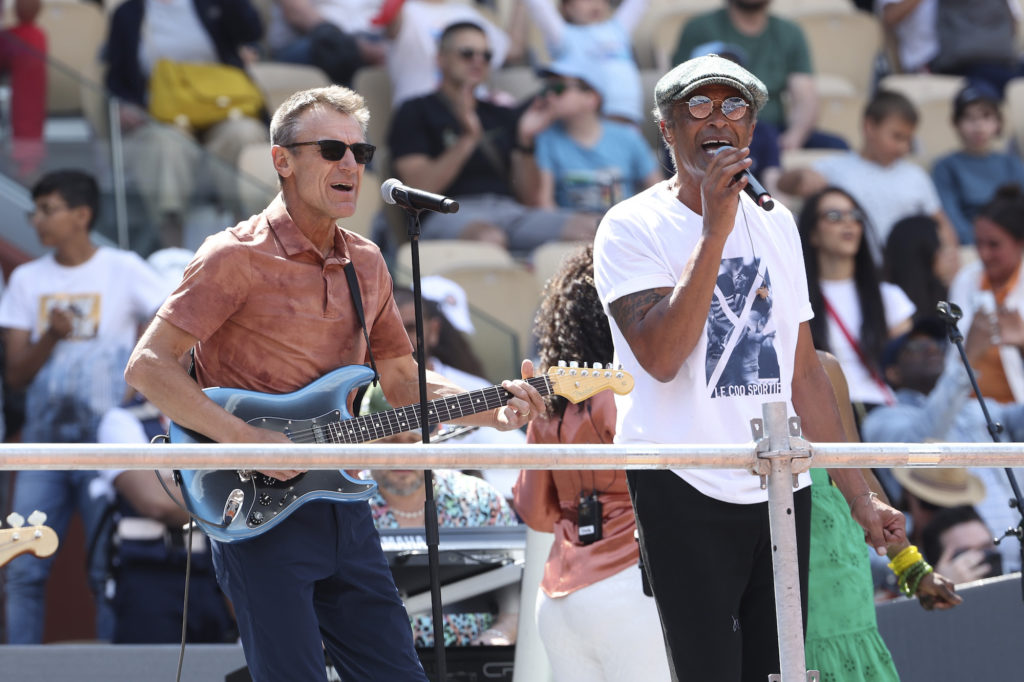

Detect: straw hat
[892,468,986,507]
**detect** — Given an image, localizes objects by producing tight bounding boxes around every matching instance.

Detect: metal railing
[4,401,1024,681]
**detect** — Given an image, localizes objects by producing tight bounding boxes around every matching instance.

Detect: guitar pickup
[312,424,327,444]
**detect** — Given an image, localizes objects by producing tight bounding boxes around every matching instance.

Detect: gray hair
[270,86,371,146]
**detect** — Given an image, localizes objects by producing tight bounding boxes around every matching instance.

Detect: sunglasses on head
[283,140,376,164]
[819,208,866,224]
[455,47,493,62]
[685,95,750,121]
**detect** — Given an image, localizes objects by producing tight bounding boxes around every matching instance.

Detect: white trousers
[536,564,671,682]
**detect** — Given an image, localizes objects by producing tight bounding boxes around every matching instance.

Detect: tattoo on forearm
[609,289,668,334]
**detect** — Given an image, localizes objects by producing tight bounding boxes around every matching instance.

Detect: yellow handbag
[147,59,264,131]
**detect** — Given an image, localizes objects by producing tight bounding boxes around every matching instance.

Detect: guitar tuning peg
[569,361,579,368]
[558,360,567,367]
[593,362,603,370]
[27,511,47,526]
[6,513,24,529]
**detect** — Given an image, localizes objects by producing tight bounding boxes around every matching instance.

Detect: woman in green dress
[806,353,961,681]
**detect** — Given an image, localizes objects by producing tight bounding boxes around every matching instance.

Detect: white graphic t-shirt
[0,247,167,443]
[594,181,813,504]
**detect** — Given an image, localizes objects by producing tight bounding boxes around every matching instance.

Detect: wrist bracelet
[514,142,535,154]
[848,490,878,511]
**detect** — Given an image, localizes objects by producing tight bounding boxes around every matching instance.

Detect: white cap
[421,275,474,334]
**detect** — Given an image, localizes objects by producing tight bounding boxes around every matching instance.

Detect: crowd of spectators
[5,2,1024,679]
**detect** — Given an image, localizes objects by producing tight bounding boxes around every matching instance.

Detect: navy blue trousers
[212,500,427,682]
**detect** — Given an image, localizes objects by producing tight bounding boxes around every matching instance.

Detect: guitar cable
[149,434,199,682]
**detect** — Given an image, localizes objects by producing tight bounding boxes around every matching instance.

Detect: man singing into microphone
[592,54,904,681]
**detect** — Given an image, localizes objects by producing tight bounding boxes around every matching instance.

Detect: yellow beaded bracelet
[889,545,923,576]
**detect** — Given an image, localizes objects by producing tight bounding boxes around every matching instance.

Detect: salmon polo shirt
[158,195,412,396]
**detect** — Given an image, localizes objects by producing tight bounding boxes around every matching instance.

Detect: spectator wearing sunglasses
[384,0,509,108]
[125,85,546,681]
[389,21,599,253]
[593,54,903,681]
[520,56,662,215]
[797,186,915,422]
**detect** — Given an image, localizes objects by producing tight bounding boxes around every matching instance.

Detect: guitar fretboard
[310,376,553,445]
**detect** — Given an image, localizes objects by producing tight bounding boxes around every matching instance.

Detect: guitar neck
[320,376,552,445]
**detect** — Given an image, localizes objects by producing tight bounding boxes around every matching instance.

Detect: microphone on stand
[713,146,774,211]
[381,178,460,214]
[936,300,1024,600]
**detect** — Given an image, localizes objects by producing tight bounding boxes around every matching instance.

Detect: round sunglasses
[283,140,376,164]
[685,95,750,121]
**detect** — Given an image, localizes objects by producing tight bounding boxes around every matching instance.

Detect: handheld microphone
[713,146,774,211]
[381,178,460,214]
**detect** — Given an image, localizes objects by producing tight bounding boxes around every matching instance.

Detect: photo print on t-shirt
[705,256,781,398]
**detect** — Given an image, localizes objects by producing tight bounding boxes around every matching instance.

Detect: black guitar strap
[344,261,379,385]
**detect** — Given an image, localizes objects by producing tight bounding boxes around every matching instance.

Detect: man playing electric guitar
[125,85,545,682]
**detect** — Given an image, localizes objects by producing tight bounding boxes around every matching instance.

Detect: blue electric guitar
[170,363,633,543]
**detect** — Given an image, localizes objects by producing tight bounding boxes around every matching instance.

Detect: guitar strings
[281,376,554,444]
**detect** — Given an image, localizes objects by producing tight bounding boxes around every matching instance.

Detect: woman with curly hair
[512,244,670,681]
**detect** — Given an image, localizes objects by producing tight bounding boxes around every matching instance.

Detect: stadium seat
[812,73,866,151]
[1004,77,1024,156]
[37,1,107,115]
[440,263,542,380]
[393,240,516,286]
[530,240,589,292]
[248,61,331,115]
[352,65,393,164]
[236,142,277,218]
[793,10,882,95]
[632,0,717,70]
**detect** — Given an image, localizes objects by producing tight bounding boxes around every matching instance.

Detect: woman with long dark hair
[798,187,915,417]
[512,245,670,681]
[883,215,959,323]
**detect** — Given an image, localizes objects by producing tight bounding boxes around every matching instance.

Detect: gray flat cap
[655,54,768,114]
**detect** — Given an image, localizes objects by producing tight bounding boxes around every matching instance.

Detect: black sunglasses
[455,47,493,62]
[685,95,750,121]
[283,140,376,164]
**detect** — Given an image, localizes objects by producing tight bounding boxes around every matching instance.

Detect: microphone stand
[936,301,1024,600]
[404,206,448,680]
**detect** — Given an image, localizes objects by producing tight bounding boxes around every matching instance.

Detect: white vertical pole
[761,402,808,682]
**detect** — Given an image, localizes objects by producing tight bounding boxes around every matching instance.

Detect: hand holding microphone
[712,146,774,211]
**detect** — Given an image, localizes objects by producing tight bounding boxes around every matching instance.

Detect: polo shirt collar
[264,194,352,263]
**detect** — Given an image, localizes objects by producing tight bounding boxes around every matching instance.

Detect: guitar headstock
[546,362,634,404]
[0,511,58,567]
